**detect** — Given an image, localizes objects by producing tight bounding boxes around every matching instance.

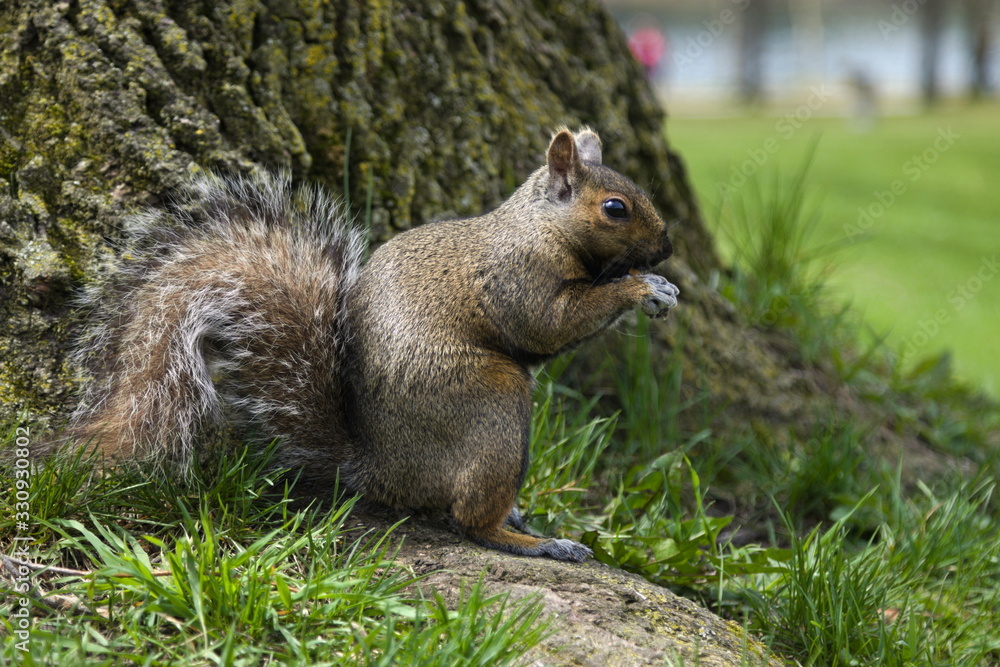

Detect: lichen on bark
[0,0,717,423]
[374,511,783,666]
[0,2,777,661]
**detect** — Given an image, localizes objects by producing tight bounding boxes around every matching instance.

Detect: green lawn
[668,104,1000,396]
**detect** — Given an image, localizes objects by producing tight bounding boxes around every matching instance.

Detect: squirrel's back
[66,172,365,481]
[53,127,677,563]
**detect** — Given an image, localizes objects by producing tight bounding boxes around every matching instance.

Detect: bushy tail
[63,171,365,479]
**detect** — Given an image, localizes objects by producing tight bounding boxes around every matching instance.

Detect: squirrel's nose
[658,236,673,262]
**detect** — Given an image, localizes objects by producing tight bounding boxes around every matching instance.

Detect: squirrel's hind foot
[536,538,593,562]
[462,523,593,562]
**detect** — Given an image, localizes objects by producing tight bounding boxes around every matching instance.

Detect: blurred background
[608,0,997,113]
[605,0,1000,396]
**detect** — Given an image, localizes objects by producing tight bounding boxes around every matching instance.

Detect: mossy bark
[1,0,721,421]
[1,0,962,528]
[6,1,923,497]
[367,511,783,667]
[6,0,967,662]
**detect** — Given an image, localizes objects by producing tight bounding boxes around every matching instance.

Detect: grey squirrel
[60,127,679,562]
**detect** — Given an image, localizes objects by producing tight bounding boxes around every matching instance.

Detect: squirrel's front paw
[639,274,680,318]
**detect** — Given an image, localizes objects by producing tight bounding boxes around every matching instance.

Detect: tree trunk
[0,0,961,662]
[0,0,777,662]
[920,0,947,106]
[1,0,956,523]
[737,0,769,104]
[965,0,996,98]
[0,0,721,421]
[355,512,783,666]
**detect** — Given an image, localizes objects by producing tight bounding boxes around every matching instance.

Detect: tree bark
[358,511,783,666]
[0,0,778,662]
[920,0,947,106]
[0,0,966,662]
[2,0,958,524]
[965,0,996,98]
[737,0,769,104]
[0,0,721,420]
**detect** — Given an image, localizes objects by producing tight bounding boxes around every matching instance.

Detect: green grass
[0,430,550,665]
[669,103,1000,396]
[521,136,998,663]
[740,481,1000,666]
[4,121,1000,663]
[526,321,999,664]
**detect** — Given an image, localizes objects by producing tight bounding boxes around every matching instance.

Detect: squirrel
[57,127,679,562]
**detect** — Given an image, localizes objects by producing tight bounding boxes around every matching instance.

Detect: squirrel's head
[544,127,673,281]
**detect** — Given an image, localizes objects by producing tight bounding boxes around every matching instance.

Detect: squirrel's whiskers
[55,127,679,562]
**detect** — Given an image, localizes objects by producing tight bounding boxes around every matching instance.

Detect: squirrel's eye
[603,198,629,220]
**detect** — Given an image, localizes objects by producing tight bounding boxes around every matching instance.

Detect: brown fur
[59,128,679,562]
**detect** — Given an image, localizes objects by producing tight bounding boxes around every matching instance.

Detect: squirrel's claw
[640,274,680,318]
[541,538,594,562]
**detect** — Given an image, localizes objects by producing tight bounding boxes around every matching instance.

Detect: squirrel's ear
[575,129,602,165]
[547,129,578,201]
